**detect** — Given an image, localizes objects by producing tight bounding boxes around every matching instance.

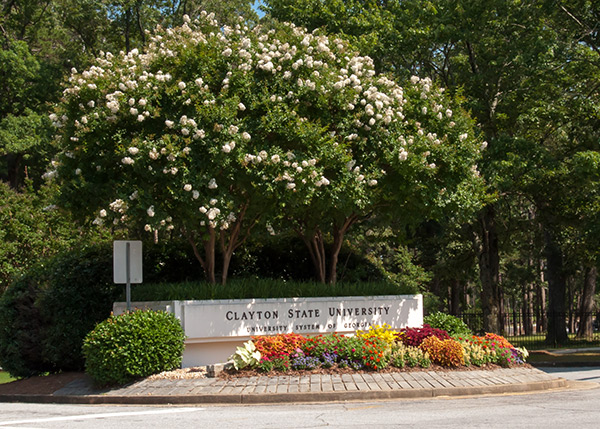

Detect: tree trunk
[185,226,216,284]
[204,227,216,284]
[523,282,534,335]
[537,258,547,333]
[474,204,501,333]
[449,279,462,315]
[298,228,326,283]
[544,228,568,345]
[327,216,358,285]
[577,266,597,338]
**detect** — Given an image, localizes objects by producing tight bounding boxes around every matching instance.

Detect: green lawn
[0,371,16,384]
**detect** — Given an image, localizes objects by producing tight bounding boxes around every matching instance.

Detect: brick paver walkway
[32,367,567,404]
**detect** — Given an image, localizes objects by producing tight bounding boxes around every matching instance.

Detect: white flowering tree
[50,12,483,285]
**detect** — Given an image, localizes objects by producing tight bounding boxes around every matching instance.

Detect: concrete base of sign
[113,295,423,367]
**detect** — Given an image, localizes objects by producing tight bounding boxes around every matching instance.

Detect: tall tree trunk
[326,216,357,285]
[219,205,252,286]
[474,204,501,333]
[577,266,597,338]
[449,279,462,315]
[298,228,326,283]
[544,228,568,345]
[185,227,216,284]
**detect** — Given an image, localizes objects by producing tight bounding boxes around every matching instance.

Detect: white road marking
[0,408,203,426]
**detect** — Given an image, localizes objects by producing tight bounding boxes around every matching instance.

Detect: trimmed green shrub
[423,312,472,337]
[82,310,186,386]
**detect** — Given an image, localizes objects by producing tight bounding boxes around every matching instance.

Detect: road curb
[0,378,569,405]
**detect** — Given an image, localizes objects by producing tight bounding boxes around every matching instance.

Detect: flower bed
[227,324,529,375]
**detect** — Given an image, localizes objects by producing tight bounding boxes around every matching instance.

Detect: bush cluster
[424,312,472,337]
[397,324,450,347]
[0,243,120,377]
[420,336,465,367]
[82,310,185,386]
[0,239,209,378]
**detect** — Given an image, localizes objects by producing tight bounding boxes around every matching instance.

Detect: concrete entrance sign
[114,294,423,366]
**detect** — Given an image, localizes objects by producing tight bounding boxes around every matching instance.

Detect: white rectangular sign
[175,295,423,338]
[113,240,143,284]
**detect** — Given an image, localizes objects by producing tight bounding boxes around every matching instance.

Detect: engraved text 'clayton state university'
[225,306,391,321]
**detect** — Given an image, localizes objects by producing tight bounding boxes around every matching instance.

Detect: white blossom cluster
[51,11,481,237]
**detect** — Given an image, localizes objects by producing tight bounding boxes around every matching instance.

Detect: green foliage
[82,310,185,386]
[0,182,84,292]
[424,312,472,337]
[0,267,54,377]
[39,243,121,371]
[0,243,120,377]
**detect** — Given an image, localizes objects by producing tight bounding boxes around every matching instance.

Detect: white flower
[178,81,186,90]
[222,144,232,153]
[87,100,95,108]
[207,207,220,220]
[410,76,420,84]
[139,99,147,107]
[398,150,408,161]
[128,147,139,155]
[75,168,82,175]
[241,132,251,141]
[147,206,155,217]
[368,179,378,186]
[199,206,207,214]
[481,141,488,150]
[121,157,134,165]
[128,98,135,106]
[195,77,204,86]
[209,198,218,205]
[223,48,233,57]
[144,224,152,232]
[99,209,107,218]
[459,133,468,141]
[286,182,296,189]
[181,128,189,136]
[183,184,192,191]
[192,190,200,199]
[238,102,246,111]
[208,178,218,189]
[446,109,453,118]
[422,107,428,115]
[137,114,145,122]
[165,120,174,128]
[271,154,280,163]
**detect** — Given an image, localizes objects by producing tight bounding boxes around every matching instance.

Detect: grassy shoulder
[0,371,16,384]
[528,350,600,365]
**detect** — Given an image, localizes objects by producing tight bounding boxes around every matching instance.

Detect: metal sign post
[113,240,143,312]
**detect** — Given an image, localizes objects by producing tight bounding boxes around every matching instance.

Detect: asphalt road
[0,368,598,429]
